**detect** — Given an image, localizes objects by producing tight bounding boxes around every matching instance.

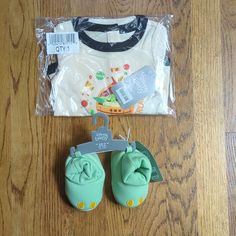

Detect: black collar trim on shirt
[72,16,148,52]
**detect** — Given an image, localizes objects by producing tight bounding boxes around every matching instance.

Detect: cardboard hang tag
[111,66,156,109]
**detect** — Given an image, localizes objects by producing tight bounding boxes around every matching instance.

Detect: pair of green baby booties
[65,146,152,211]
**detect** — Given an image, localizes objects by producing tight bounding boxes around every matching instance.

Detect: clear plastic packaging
[35,15,175,116]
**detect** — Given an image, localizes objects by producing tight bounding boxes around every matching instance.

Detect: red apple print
[81,100,88,107]
[124,64,130,70]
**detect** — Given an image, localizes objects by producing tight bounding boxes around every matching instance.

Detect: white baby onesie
[49,16,172,116]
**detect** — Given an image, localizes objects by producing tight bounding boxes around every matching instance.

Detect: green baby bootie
[65,151,105,211]
[111,147,152,208]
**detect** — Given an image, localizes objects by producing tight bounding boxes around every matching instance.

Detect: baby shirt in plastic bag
[36,15,174,116]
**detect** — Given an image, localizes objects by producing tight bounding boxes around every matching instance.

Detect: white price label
[46,32,80,55]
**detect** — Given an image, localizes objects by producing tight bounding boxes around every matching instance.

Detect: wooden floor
[0,0,235,235]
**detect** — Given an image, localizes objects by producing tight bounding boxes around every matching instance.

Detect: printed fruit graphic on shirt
[81,64,134,115]
[96,71,106,80]
[94,94,120,108]
[93,65,134,114]
[94,94,117,103]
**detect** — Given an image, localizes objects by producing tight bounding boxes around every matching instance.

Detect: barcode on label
[46,32,79,55]
[48,33,76,45]
[116,87,133,104]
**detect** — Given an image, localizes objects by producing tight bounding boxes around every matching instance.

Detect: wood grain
[221,0,236,133]
[0,0,11,235]
[221,1,236,235]
[226,133,236,236]
[0,0,233,235]
[192,0,229,235]
[8,0,42,234]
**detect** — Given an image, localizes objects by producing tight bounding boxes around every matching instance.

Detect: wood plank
[191,0,229,235]
[221,0,236,132]
[221,2,236,232]
[8,0,42,235]
[0,0,11,235]
[226,133,236,236]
